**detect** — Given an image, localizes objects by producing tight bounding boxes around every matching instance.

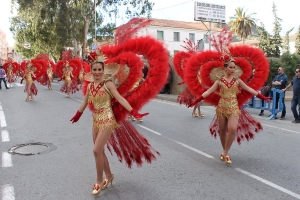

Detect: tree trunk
[243,38,245,44]
[73,39,78,57]
[82,19,91,59]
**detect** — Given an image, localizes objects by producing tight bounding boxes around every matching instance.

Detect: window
[157,31,164,40]
[174,32,180,41]
[189,33,195,43]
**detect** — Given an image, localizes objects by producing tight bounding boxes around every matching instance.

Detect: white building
[136,18,222,56]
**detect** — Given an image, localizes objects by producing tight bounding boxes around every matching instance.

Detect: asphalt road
[0,80,299,200]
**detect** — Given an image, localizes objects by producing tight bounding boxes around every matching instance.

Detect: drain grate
[8,142,56,156]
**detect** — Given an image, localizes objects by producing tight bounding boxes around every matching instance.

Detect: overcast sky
[1,0,298,46]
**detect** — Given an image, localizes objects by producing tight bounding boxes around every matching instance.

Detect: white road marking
[138,124,300,199]
[174,141,215,159]
[1,130,9,142]
[1,184,15,200]
[235,168,300,199]
[2,152,12,167]
[136,124,162,135]
[0,109,7,127]
[262,123,300,134]
[15,83,24,86]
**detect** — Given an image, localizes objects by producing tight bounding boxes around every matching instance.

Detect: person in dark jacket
[0,65,9,90]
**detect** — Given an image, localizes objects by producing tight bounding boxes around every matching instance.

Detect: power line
[152,0,194,11]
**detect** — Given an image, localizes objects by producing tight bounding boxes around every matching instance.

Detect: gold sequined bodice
[64,71,71,83]
[25,72,33,84]
[7,69,13,77]
[216,77,241,118]
[88,82,118,131]
[47,69,53,78]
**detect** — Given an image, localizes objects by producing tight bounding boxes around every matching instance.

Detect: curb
[156,94,293,103]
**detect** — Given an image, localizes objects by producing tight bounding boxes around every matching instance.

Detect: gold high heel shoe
[130,115,136,121]
[199,112,205,117]
[192,111,198,117]
[102,175,114,189]
[220,153,225,161]
[25,97,29,102]
[92,183,102,195]
[137,118,143,122]
[225,156,232,164]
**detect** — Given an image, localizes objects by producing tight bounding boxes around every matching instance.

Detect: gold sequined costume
[216,77,241,119]
[88,82,118,132]
[78,70,84,81]
[25,71,33,84]
[64,71,72,84]
[47,69,53,80]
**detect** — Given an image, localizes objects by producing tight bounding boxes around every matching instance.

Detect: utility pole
[94,0,96,40]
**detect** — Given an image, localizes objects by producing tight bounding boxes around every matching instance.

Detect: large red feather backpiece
[184,27,269,144]
[3,62,20,74]
[173,39,199,106]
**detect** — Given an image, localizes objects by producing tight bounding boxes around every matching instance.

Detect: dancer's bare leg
[223,116,239,156]
[26,83,32,101]
[218,115,227,150]
[92,128,113,184]
[66,82,71,97]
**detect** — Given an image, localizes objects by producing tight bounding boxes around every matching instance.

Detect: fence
[244,88,284,120]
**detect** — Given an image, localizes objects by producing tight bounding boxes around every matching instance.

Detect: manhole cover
[8,142,56,156]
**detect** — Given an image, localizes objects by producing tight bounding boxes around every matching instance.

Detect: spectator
[0,65,9,90]
[282,68,300,123]
[271,67,287,119]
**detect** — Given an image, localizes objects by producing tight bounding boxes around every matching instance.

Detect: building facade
[136,18,221,56]
[0,29,9,64]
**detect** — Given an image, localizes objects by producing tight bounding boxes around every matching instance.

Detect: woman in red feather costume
[70,18,169,196]
[22,61,38,101]
[174,39,204,117]
[70,60,155,196]
[186,28,270,164]
[46,62,54,90]
[56,59,81,97]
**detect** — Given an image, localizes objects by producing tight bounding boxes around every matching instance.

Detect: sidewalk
[156,90,293,103]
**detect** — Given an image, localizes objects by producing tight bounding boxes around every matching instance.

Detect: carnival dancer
[78,65,86,89]
[186,27,270,164]
[6,63,15,87]
[57,59,80,98]
[21,62,38,101]
[3,61,20,88]
[70,61,154,195]
[174,39,204,118]
[70,17,170,196]
[46,62,54,89]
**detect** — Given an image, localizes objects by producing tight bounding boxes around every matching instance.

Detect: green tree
[257,23,273,57]
[11,0,154,60]
[295,26,300,55]
[228,7,257,44]
[282,27,294,54]
[270,2,282,57]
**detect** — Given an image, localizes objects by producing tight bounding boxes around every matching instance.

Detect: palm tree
[228,7,258,44]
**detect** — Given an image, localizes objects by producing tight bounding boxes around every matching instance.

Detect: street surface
[1,80,300,200]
